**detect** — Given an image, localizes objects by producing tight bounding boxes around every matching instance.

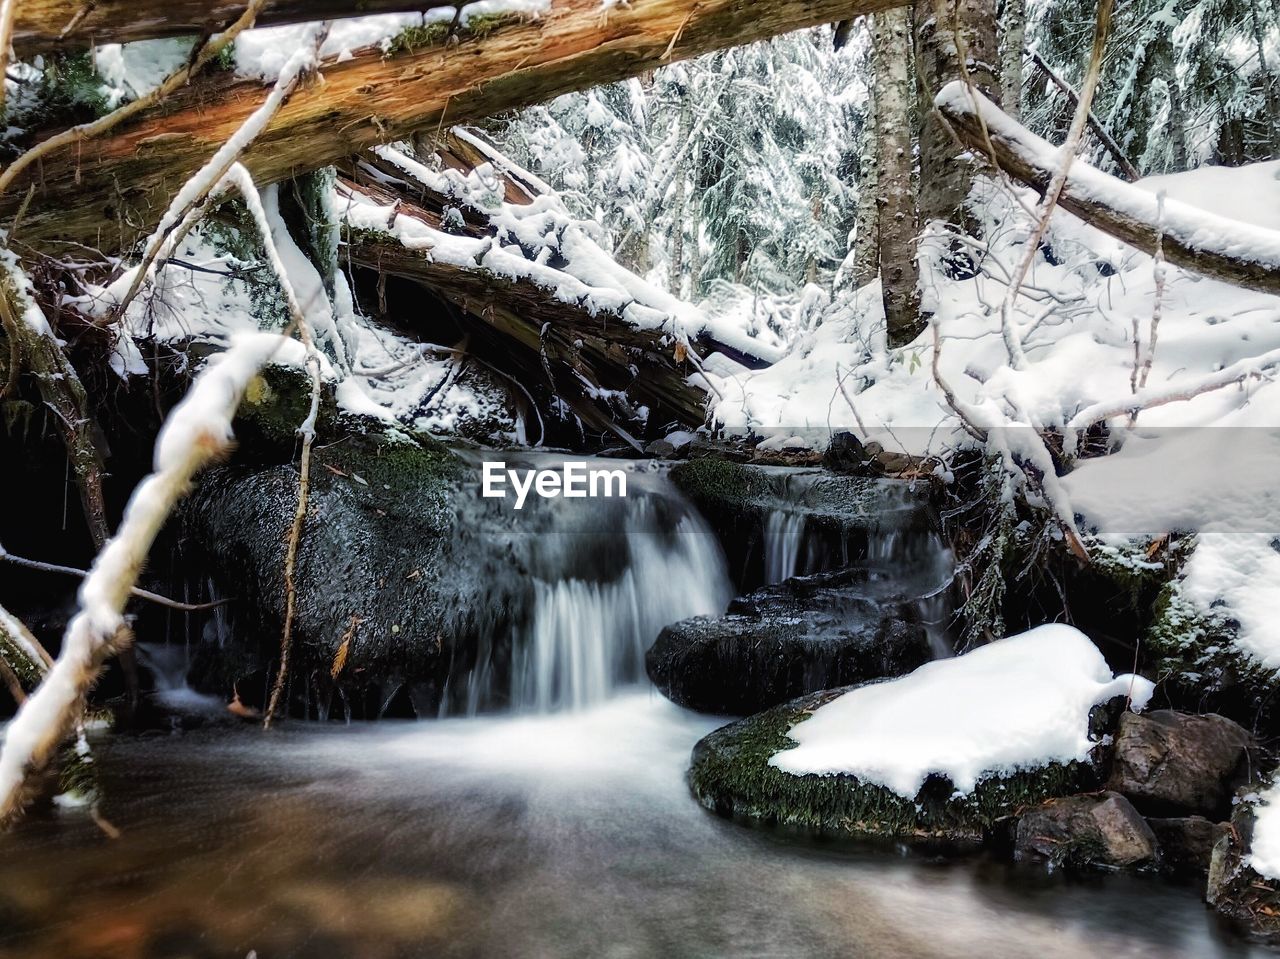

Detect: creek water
[0,692,1265,959]
[0,468,1264,957]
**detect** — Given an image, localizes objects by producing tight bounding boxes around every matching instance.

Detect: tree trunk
[0,0,902,255]
[936,84,1280,297]
[874,8,923,346]
[12,0,460,56]
[913,0,1001,227]
[849,34,881,291]
[998,0,1026,120]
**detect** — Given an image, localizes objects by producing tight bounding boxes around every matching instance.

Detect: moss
[384,12,525,55]
[0,632,43,690]
[690,689,1090,843]
[1144,576,1280,727]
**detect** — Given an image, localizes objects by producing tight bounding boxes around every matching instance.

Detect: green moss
[669,458,774,508]
[1145,575,1279,721]
[691,689,1089,843]
[0,632,43,690]
[384,12,525,55]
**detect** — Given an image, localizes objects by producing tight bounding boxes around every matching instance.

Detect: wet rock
[647,568,931,715]
[822,432,880,476]
[1106,710,1252,817]
[667,458,934,587]
[689,689,1092,844]
[1148,816,1229,876]
[1014,792,1157,868]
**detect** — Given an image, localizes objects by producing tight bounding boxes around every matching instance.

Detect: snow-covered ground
[770,624,1152,794]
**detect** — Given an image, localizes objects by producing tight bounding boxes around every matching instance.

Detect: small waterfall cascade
[136,642,223,711]
[763,511,807,584]
[514,502,732,712]
[444,457,735,716]
[867,525,957,659]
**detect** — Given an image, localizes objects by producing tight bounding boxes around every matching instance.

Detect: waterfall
[513,504,732,712]
[867,525,957,659]
[763,511,807,584]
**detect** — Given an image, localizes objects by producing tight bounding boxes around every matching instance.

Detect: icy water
[0,693,1266,959]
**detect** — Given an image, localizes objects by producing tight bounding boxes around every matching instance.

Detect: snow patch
[769,624,1153,798]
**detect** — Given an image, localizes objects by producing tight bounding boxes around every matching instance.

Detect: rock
[1014,792,1157,868]
[822,432,881,476]
[644,439,679,459]
[1207,789,1280,943]
[667,458,934,587]
[1147,816,1229,876]
[689,689,1093,844]
[646,568,931,715]
[1106,710,1252,817]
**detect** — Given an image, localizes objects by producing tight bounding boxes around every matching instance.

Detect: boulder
[689,689,1093,844]
[647,568,931,715]
[1014,792,1157,868]
[1106,710,1252,817]
[1147,816,1229,876]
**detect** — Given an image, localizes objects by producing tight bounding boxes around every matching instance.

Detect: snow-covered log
[11,0,457,55]
[339,153,713,435]
[935,82,1280,296]
[0,0,899,253]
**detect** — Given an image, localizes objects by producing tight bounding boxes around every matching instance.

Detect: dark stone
[1014,792,1157,868]
[647,568,931,714]
[822,432,881,476]
[689,689,1092,844]
[1106,710,1252,817]
[667,458,935,589]
[1148,816,1229,876]
[644,439,678,459]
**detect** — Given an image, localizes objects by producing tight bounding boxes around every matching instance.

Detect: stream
[0,692,1266,958]
[0,465,1268,957]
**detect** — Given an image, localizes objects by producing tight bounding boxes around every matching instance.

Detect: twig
[1028,51,1141,181]
[0,332,288,824]
[0,544,233,612]
[997,0,1114,370]
[102,22,330,327]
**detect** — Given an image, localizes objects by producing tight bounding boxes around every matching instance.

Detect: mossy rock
[1144,578,1280,731]
[668,459,934,587]
[690,689,1093,844]
[179,411,531,717]
[1208,787,1280,942]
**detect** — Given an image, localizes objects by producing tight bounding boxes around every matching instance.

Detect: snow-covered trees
[496,31,869,301]
[1025,0,1280,174]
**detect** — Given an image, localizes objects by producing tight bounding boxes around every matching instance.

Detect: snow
[234,2,551,79]
[769,624,1153,797]
[0,332,284,817]
[1249,780,1280,879]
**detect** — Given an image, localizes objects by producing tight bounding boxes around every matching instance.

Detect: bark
[12,0,459,57]
[0,280,110,551]
[874,8,922,346]
[0,0,902,254]
[913,0,1001,227]
[998,0,1025,120]
[936,85,1280,297]
[849,35,880,290]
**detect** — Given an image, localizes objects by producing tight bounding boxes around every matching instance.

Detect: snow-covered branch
[935,83,1280,296]
[0,332,287,823]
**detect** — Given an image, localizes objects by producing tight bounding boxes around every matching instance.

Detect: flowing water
[0,694,1264,959]
[0,466,1259,957]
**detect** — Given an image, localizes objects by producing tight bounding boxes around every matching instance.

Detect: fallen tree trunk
[12,0,457,56]
[0,0,898,253]
[936,82,1280,296]
[340,175,711,435]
